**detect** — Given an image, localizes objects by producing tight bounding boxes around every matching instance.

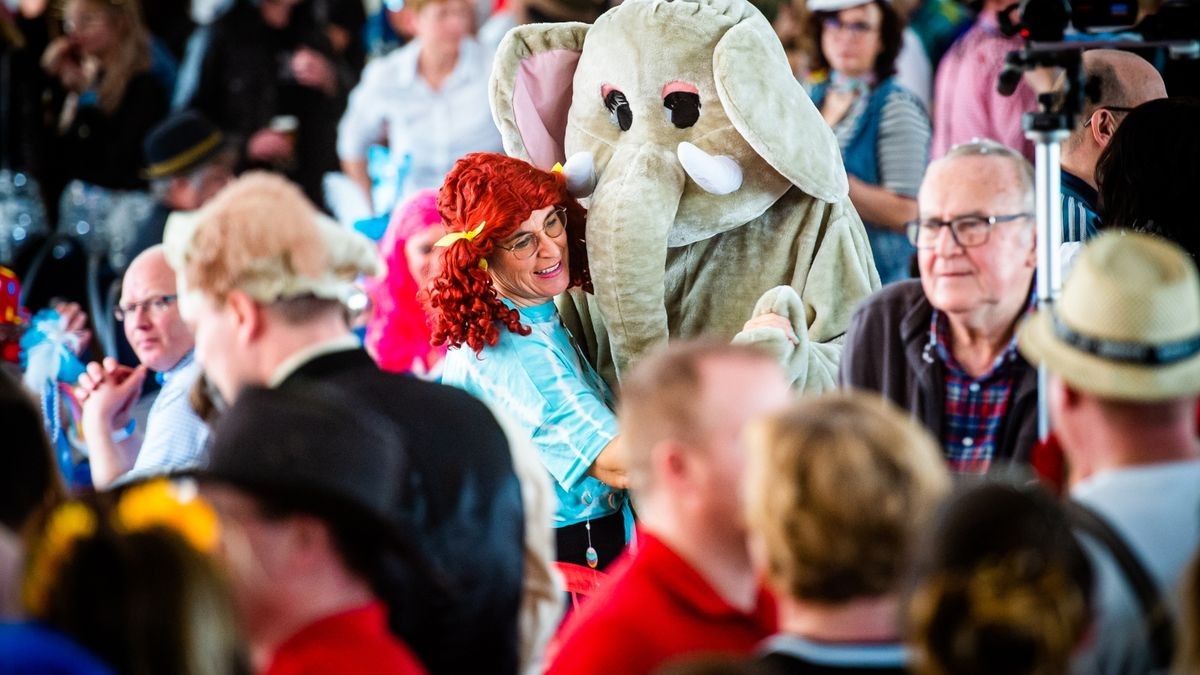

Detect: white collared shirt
[124,352,209,480]
[336,37,504,201]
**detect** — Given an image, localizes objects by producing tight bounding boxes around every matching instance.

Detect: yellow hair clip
[23,502,97,617]
[434,220,486,248]
[479,259,489,271]
[551,163,564,174]
[115,479,220,554]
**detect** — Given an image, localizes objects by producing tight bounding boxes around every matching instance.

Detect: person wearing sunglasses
[429,152,633,571]
[73,245,208,488]
[840,139,1039,475]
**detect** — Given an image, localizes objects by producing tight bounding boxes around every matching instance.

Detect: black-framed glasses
[495,207,567,260]
[1083,105,1137,128]
[114,294,178,322]
[905,213,1033,249]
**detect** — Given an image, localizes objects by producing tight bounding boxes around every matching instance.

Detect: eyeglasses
[495,207,567,260]
[905,213,1033,249]
[822,17,879,36]
[114,294,178,322]
[1083,105,1137,128]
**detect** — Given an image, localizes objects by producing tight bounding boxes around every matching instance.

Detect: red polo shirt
[546,532,777,675]
[264,603,427,675]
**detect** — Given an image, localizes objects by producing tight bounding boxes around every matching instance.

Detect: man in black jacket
[164,171,525,674]
[839,139,1038,474]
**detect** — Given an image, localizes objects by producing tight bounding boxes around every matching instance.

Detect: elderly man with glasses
[839,139,1038,474]
[74,245,208,488]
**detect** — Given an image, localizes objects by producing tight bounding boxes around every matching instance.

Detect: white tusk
[562,151,597,198]
[677,142,743,195]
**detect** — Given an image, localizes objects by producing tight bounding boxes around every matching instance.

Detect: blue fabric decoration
[19,309,89,490]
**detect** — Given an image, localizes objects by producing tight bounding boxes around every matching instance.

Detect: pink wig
[366,189,447,374]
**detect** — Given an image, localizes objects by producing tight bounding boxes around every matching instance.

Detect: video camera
[998,0,1138,41]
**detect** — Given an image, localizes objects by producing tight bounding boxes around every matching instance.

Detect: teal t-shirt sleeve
[451,339,618,494]
[527,349,619,492]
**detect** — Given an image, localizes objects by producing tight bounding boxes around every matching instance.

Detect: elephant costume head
[491,0,870,381]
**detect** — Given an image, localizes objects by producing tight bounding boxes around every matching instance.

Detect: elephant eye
[604,89,633,132]
[663,91,701,129]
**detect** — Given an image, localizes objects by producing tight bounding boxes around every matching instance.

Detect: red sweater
[546,532,777,675]
[264,603,426,675]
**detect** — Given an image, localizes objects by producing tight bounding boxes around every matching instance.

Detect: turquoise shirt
[441,300,630,531]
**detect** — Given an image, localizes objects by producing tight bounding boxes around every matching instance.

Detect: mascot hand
[731,286,809,377]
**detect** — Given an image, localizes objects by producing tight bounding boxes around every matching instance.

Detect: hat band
[1052,314,1200,366]
[146,131,223,178]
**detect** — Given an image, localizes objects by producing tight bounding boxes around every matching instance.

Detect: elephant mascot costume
[490,0,881,391]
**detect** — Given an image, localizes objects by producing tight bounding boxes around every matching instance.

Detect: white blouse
[336,37,504,204]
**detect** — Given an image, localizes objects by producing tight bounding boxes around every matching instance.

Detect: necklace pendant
[585,546,599,569]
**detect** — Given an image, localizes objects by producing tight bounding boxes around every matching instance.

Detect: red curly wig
[427,153,592,353]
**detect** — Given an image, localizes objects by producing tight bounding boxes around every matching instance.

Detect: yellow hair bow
[434,220,486,248]
[551,163,564,174]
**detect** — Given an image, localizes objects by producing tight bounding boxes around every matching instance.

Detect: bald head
[121,245,194,372]
[1069,50,1166,147]
[1087,49,1165,108]
[1062,50,1165,184]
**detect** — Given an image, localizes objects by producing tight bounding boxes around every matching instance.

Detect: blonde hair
[63,0,151,113]
[168,172,379,309]
[744,391,950,602]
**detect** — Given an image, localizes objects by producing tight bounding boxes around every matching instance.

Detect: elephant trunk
[586,144,686,378]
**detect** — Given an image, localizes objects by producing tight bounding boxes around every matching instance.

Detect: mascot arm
[732,199,879,392]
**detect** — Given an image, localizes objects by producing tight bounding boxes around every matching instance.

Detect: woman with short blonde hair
[745,391,950,673]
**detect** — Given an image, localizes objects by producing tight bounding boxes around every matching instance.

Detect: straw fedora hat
[1018,232,1200,401]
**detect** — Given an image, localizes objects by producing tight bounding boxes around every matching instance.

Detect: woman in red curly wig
[428,152,631,570]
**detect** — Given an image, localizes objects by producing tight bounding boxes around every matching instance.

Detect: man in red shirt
[196,384,427,675]
[546,341,793,675]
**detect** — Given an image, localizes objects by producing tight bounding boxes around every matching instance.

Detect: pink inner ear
[513,49,581,170]
[661,80,699,98]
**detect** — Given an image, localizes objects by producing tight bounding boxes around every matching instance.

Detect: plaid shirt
[931,310,1024,474]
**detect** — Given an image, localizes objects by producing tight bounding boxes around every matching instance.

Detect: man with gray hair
[840,139,1038,473]
[1057,50,1166,240]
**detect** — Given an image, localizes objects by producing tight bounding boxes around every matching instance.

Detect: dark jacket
[278,348,523,675]
[188,0,343,205]
[838,280,1038,467]
[47,71,169,196]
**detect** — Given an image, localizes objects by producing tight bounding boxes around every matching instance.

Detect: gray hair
[939,138,1035,211]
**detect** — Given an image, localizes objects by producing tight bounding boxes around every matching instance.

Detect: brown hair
[0,369,64,533]
[745,391,950,603]
[806,0,904,83]
[617,340,779,496]
[907,483,1093,675]
[27,494,248,675]
[1177,554,1200,675]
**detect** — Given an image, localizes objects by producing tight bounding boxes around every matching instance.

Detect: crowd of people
[1,0,1199,673]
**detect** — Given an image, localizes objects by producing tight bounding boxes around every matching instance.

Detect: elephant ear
[712,16,848,204]
[490,22,590,169]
